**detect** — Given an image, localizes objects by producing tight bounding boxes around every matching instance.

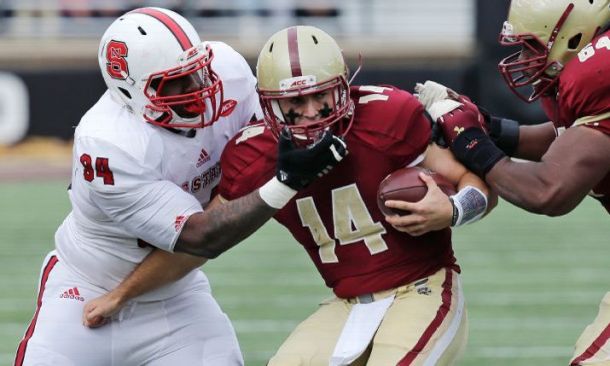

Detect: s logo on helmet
[106,40,129,80]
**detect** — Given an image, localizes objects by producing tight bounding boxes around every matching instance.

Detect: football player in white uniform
[14,8,347,366]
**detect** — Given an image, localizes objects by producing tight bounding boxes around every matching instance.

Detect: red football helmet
[256,26,354,146]
[498,0,610,102]
[98,7,224,128]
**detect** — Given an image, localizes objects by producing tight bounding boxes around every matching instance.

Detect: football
[377,166,457,216]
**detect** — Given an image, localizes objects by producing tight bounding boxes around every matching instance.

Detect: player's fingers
[447,89,460,100]
[86,315,108,328]
[384,200,419,213]
[385,213,424,227]
[418,173,439,190]
[390,222,424,236]
[391,225,411,234]
[82,303,95,324]
[408,227,426,237]
[84,307,109,328]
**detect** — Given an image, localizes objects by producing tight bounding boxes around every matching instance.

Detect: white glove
[414,80,452,109]
[427,99,463,121]
[414,80,463,121]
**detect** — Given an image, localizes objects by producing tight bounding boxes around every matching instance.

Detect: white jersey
[55,41,260,299]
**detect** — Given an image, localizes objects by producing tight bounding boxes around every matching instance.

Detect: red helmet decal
[220,99,237,117]
[287,27,303,77]
[106,40,129,80]
[130,8,193,51]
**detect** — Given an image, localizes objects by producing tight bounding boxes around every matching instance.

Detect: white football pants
[15,251,243,366]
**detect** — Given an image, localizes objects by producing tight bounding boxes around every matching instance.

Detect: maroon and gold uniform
[537,31,610,365]
[220,85,459,298]
[540,31,610,214]
[220,85,467,365]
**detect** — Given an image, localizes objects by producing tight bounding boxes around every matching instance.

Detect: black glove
[276,129,348,190]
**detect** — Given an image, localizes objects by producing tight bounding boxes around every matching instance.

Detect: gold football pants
[268,267,467,366]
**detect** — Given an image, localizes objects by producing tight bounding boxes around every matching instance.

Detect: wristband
[449,197,459,226]
[258,177,297,209]
[452,128,506,178]
[450,185,488,226]
[489,117,520,156]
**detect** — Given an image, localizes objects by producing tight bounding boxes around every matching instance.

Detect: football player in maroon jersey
[216,26,497,365]
[423,1,610,364]
[80,26,496,365]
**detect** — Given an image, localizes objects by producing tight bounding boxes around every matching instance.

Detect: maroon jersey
[219,85,458,298]
[540,31,610,213]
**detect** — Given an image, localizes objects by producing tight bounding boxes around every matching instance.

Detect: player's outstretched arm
[484,126,610,215]
[174,129,348,258]
[83,131,348,328]
[416,79,557,161]
[83,195,224,327]
[82,248,208,328]
[511,122,557,161]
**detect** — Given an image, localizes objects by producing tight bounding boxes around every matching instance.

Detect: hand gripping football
[377,166,457,216]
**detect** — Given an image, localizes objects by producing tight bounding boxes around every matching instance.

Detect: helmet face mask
[259,74,351,146]
[98,8,224,129]
[498,29,559,102]
[498,0,610,102]
[256,26,354,146]
[143,44,224,128]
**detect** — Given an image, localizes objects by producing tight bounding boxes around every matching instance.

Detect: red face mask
[144,44,225,128]
[259,76,354,147]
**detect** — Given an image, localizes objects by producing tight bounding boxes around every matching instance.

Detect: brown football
[377,167,457,216]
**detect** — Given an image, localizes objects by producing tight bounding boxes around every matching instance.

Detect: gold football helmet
[498,0,610,102]
[256,26,354,145]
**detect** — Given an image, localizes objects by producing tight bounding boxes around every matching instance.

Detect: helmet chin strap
[166,126,197,137]
[154,112,196,137]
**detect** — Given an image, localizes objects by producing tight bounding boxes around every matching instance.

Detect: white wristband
[450,185,488,226]
[258,177,298,209]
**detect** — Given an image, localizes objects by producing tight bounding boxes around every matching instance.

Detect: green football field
[1,180,608,365]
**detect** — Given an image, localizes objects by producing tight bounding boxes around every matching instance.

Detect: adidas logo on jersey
[59,287,85,302]
[175,215,187,232]
[196,148,211,167]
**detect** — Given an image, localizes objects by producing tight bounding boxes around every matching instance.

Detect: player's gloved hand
[432,99,487,147]
[415,80,456,109]
[277,128,348,190]
[415,80,483,118]
[416,80,520,155]
[417,82,510,177]
[258,129,348,209]
[415,80,491,145]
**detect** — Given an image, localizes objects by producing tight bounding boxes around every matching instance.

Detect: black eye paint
[284,108,301,124]
[319,103,333,118]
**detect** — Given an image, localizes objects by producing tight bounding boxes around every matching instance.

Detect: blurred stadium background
[0,1,608,365]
